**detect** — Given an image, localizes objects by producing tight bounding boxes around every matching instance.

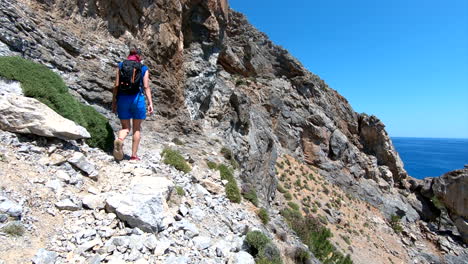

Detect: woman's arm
[143,70,153,114]
[112,68,119,113]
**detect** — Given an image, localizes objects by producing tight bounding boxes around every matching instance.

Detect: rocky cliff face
[1,0,466,263]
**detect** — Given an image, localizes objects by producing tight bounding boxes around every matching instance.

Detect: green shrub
[257,243,282,264]
[245,231,271,252]
[281,211,353,264]
[172,138,184,145]
[431,196,445,210]
[277,184,287,193]
[293,247,310,263]
[1,221,25,236]
[226,181,241,203]
[218,164,234,181]
[220,146,233,160]
[206,160,218,170]
[175,186,185,196]
[243,188,259,207]
[288,202,300,211]
[390,215,403,233]
[245,230,283,263]
[257,208,270,224]
[161,148,191,173]
[340,234,351,245]
[284,192,292,201]
[0,56,114,151]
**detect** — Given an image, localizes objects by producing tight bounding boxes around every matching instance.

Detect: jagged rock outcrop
[419,168,468,243]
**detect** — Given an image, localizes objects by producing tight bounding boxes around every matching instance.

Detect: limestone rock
[82,194,106,210]
[432,168,468,243]
[228,251,255,264]
[68,152,98,179]
[55,198,81,211]
[0,93,90,140]
[105,177,173,233]
[32,248,58,264]
[0,196,22,217]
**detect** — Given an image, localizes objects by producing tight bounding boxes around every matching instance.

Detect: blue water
[391,137,468,179]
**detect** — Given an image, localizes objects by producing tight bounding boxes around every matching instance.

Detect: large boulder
[0,93,90,140]
[105,176,174,233]
[432,168,468,243]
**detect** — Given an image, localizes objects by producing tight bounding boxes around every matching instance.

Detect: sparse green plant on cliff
[220,146,233,160]
[226,181,241,203]
[0,56,114,151]
[161,148,191,173]
[175,186,185,196]
[245,231,283,264]
[431,196,445,210]
[276,184,287,194]
[257,208,270,224]
[284,192,292,201]
[206,160,218,170]
[288,202,300,211]
[217,164,241,203]
[390,214,403,233]
[242,188,259,206]
[276,162,284,169]
[172,138,184,145]
[281,211,353,264]
[1,222,25,236]
[218,164,234,181]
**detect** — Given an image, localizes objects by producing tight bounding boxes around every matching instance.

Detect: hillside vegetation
[0,56,114,151]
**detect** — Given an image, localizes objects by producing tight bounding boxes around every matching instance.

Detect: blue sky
[230,0,468,138]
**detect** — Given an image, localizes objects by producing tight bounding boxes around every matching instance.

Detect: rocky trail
[0,120,290,264]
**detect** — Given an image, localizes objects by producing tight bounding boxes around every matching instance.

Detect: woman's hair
[129,47,141,55]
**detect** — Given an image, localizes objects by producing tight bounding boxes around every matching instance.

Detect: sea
[391,137,468,179]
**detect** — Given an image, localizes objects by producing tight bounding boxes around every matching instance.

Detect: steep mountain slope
[0,0,466,263]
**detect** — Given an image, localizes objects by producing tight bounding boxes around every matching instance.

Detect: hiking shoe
[113,139,124,161]
[130,156,141,161]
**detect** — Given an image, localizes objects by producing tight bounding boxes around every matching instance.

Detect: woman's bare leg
[118,119,131,140]
[132,119,143,157]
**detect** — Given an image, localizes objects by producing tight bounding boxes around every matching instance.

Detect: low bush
[218,164,234,181]
[257,208,270,224]
[220,146,233,160]
[293,247,311,263]
[1,221,25,236]
[225,181,241,203]
[277,184,287,193]
[281,210,353,264]
[0,56,114,151]
[245,231,283,264]
[216,164,241,203]
[206,160,218,170]
[242,188,259,207]
[390,215,403,233]
[172,138,184,145]
[161,148,191,173]
[175,186,185,196]
[288,202,300,211]
[284,192,292,201]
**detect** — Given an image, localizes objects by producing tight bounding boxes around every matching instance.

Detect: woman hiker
[111,47,154,161]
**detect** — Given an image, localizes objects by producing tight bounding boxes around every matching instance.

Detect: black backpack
[118,60,142,94]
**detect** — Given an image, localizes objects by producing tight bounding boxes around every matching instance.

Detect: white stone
[31,248,58,264]
[82,194,105,210]
[0,196,23,217]
[193,236,211,250]
[55,199,80,211]
[228,251,255,264]
[105,177,173,233]
[0,93,90,140]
